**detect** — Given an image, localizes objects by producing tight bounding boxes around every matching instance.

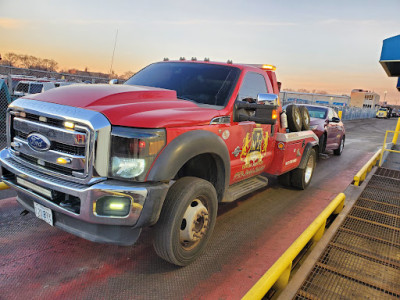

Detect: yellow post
[312,220,326,242]
[379,131,389,166]
[392,117,400,145]
[0,182,10,190]
[338,111,343,119]
[272,263,292,290]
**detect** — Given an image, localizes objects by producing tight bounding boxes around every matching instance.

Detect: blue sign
[27,133,51,151]
[316,100,329,104]
[287,98,309,104]
[333,102,347,106]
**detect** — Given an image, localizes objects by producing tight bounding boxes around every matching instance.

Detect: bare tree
[41,59,58,71]
[2,52,19,66]
[316,90,328,95]
[121,71,135,80]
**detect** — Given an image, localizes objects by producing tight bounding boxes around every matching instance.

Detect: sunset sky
[1,0,400,103]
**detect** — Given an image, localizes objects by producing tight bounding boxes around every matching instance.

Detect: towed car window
[305,106,327,119]
[125,62,240,107]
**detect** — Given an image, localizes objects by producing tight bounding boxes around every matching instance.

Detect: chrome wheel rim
[295,110,301,127]
[304,113,309,125]
[305,154,314,184]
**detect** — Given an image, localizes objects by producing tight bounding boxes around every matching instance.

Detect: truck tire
[291,148,316,190]
[286,104,302,132]
[319,133,327,153]
[334,136,345,156]
[278,172,291,187]
[153,177,218,266]
[299,106,310,130]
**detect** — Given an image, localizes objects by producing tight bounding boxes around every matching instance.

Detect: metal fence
[281,100,377,120]
[0,65,109,87]
[0,79,10,149]
[336,106,377,120]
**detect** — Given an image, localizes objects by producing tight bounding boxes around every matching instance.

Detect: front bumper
[0,149,169,245]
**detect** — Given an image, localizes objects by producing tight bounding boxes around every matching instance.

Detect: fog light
[95,195,131,217]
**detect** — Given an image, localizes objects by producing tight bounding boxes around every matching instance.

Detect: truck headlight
[110,127,166,181]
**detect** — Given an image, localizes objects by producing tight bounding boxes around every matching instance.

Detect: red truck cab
[0,59,318,266]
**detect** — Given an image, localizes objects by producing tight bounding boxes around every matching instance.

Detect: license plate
[34,202,53,226]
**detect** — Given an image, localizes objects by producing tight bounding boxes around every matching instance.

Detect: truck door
[229,72,274,184]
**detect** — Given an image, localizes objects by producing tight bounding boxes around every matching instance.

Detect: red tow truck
[0,59,319,266]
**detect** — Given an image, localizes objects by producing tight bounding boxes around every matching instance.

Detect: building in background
[350,89,380,108]
[279,91,350,107]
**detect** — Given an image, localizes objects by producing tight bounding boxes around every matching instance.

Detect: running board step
[222,175,269,202]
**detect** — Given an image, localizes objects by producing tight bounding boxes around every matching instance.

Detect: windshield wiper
[177,96,194,102]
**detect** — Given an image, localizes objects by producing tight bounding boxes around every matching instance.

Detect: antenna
[109,29,118,78]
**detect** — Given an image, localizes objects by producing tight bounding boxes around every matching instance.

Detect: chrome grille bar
[7,99,111,184]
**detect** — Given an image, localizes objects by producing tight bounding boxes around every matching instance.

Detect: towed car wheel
[334,136,345,156]
[153,177,218,266]
[319,133,327,153]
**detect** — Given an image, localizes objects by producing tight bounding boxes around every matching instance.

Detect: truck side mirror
[109,79,119,85]
[233,100,278,125]
[331,117,340,123]
[257,93,279,106]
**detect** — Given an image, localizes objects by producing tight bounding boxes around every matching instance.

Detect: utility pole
[109,29,118,78]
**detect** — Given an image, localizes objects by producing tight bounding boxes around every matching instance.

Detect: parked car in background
[376,107,390,119]
[296,104,345,155]
[13,81,56,98]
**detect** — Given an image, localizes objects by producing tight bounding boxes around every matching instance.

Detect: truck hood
[25,84,221,127]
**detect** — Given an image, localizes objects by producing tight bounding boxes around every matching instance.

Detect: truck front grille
[6,99,112,184]
[9,110,91,182]
[15,131,85,156]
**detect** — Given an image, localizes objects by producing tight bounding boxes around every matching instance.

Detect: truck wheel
[286,105,302,132]
[334,136,345,156]
[299,106,310,130]
[153,177,218,266]
[278,172,292,187]
[291,148,316,190]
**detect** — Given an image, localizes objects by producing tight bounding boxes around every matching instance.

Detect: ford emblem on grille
[27,133,51,151]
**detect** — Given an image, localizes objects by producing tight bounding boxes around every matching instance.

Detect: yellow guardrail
[379,130,400,166]
[353,149,382,186]
[392,117,400,145]
[379,117,400,167]
[0,182,9,190]
[243,193,345,300]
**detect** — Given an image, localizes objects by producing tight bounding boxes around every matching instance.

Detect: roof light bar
[261,64,277,71]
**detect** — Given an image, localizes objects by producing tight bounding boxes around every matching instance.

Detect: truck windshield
[125,62,240,107]
[304,106,328,119]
